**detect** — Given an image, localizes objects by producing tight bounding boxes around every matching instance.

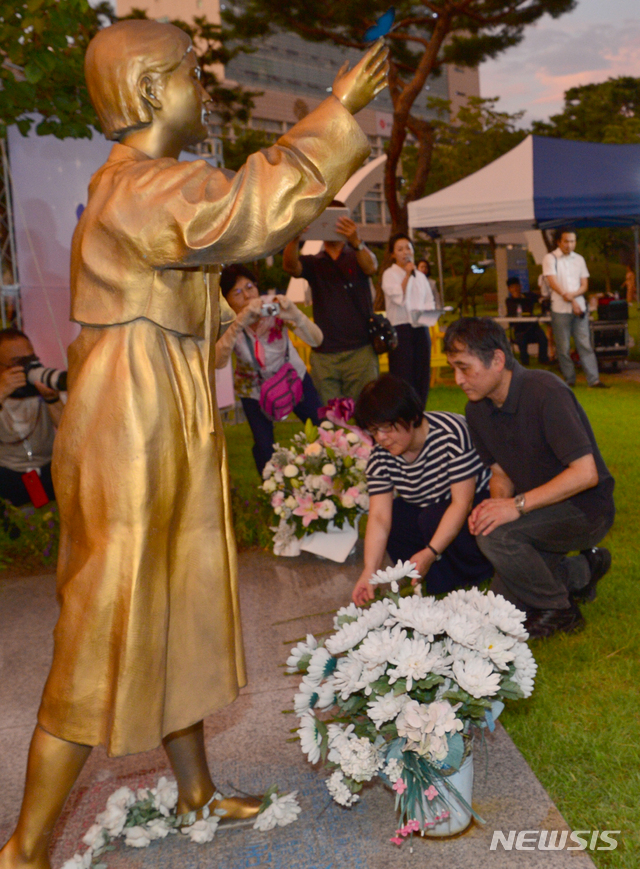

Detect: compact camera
[11,355,68,399]
[261,301,280,317]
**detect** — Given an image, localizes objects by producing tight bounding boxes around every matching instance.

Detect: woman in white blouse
[216,265,323,474]
[382,234,435,406]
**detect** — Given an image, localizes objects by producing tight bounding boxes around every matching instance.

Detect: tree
[404,95,526,310]
[224,0,576,234]
[532,77,640,144]
[0,0,114,140]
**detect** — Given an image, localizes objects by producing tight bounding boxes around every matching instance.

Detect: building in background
[115,0,480,242]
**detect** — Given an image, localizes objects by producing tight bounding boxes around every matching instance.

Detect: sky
[480,0,640,125]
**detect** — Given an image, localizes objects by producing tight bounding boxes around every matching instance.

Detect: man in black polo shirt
[283,202,378,404]
[443,317,614,639]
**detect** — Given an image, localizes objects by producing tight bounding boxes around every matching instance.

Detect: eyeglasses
[367,422,397,437]
[230,281,257,297]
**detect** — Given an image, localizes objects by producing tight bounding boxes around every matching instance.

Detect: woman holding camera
[216,265,323,474]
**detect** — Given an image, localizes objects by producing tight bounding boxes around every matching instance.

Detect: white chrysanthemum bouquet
[261,418,372,554]
[288,562,537,841]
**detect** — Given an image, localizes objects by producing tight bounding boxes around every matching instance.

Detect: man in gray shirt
[444,317,614,639]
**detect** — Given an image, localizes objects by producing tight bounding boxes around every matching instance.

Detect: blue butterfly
[363,7,396,42]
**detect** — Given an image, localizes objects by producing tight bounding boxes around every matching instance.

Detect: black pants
[514,324,549,365]
[388,323,431,407]
[241,372,322,475]
[387,493,493,595]
[477,501,614,611]
[0,463,55,507]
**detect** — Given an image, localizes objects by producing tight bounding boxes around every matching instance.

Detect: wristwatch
[514,494,526,516]
[355,241,365,251]
[427,543,442,561]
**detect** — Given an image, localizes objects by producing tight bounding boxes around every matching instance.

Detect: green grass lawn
[225,377,640,865]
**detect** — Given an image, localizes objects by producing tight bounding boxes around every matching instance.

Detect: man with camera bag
[283,201,379,404]
[0,329,64,508]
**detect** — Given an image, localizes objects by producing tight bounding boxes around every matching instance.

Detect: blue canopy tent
[407,135,640,297]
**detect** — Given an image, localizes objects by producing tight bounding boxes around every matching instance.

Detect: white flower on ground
[367,690,409,729]
[146,818,171,840]
[124,826,152,848]
[262,478,277,493]
[316,679,336,710]
[332,654,364,699]
[326,771,360,806]
[325,619,369,655]
[285,634,318,673]
[316,499,337,519]
[307,647,336,684]
[298,713,323,764]
[254,791,301,830]
[452,656,502,699]
[81,824,106,849]
[512,641,538,698]
[183,818,218,844]
[106,786,136,811]
[95,803,128,837]
[284,464,299,477]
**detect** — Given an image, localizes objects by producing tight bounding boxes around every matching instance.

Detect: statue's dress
[37,100,368,756]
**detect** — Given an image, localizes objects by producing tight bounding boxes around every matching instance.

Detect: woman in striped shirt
[352,374,492,605]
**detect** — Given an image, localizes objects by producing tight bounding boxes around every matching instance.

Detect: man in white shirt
[542,229,607,388]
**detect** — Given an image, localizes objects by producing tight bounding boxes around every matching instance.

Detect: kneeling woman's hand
[352,573,375,606]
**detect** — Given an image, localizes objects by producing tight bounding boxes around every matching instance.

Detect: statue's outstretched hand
[332,40,389,115]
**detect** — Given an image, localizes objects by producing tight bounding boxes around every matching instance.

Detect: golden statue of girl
[0,19,387,868]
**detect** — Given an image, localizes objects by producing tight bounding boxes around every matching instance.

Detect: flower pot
[422,753,474,837]
[298,518,359,563]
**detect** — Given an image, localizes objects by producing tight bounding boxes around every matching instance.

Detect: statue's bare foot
[0,839,51,869]
[212,795,262,822]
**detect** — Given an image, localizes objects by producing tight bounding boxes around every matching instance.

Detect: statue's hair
[85,20,192,141]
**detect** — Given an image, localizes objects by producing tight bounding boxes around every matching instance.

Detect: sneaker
[572,547,612,603]
[525,600,585,639]
[590,381,610,389]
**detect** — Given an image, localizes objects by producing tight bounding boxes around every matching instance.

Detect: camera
[261,301,280,317]
[11,355,68,399]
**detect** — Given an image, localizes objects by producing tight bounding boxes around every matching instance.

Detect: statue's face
[158,48,210,147]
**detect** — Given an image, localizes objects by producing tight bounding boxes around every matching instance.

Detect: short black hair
[506,276,521,286]
[0,328,29,350]
[388,233,412,255]
[220,264,258,298]
[417,259,431,276]
[443,317,515,370]
[555,226,576,243]
[354,374,423,431]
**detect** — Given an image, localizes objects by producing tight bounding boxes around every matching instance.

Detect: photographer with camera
[216,265,324,474]
[0,329,65,508]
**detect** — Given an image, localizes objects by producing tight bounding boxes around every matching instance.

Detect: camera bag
[244,331,303,421]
